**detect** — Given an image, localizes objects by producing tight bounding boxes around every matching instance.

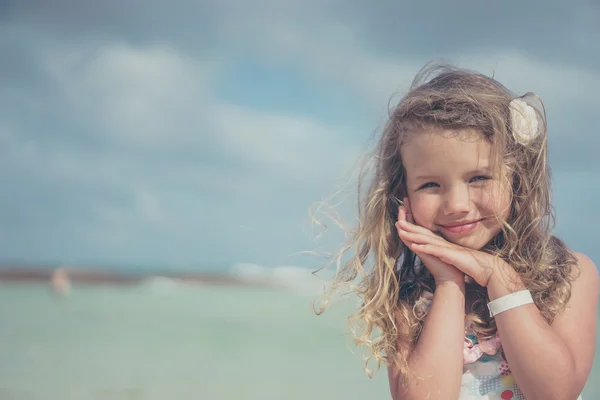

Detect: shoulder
[571,251,599,288]
[550,251,598,324]
[573,251,597,268]
[551,250,598,328]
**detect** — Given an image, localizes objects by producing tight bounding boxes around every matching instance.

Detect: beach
[0,266,598,399]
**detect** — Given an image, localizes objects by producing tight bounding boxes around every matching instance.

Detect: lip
[439,219,483,234]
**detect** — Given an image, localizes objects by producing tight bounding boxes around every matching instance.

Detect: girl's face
[400,129,512,250]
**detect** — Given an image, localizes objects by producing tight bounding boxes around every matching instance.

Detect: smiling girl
[317,64,598,399]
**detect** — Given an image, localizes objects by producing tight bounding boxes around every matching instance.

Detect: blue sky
[1,1,599,271]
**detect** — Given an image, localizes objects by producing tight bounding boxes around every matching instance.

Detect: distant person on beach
[50,267,71,296]
[316,63,598,399]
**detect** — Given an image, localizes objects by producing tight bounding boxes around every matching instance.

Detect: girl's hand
[397,216,504,287]
[395,198,464,287]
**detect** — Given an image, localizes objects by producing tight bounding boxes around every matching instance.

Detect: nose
[443,185,470,216]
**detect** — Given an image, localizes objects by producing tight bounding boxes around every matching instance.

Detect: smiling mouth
[439,219,483,234]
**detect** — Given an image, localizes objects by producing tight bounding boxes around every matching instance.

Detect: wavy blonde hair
[313,63,578,379]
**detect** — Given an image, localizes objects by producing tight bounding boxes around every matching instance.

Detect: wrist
[487,261,526,301]
[487,289,534,317]
[435,278,466,293]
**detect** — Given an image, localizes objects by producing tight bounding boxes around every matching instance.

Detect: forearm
[394,281,465,399]
[488,266,578,400]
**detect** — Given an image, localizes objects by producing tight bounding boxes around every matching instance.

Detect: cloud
[5,0,598,70]
[0,0,598,267]
[333,1,600,70]
[0,39,364,266]
[42,44,210,148]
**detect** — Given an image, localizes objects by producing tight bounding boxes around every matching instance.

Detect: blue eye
[418,182,439,190]
[470,175,491,183]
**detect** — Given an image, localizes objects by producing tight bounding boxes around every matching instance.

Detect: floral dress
[460,330,523,399]
[420,291,583,399]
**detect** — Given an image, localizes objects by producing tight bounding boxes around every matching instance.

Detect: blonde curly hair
[313,63,578,380]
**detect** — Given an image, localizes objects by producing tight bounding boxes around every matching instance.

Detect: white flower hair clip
[509,98,541,145]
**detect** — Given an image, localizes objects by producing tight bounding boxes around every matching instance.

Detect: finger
[403,197,414,224]
[411,243,469,273]
[397,220,443,241]
[397,205,405,223]
[399,229,449,247]
[395,222,414,248]
[398,198,418,231]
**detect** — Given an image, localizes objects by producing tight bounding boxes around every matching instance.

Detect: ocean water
[0,278,598,400]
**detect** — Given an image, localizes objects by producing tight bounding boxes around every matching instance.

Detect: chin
[445,235,491,250]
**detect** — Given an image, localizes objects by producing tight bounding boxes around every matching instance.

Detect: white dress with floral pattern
[418,291,583,399]
[460,333,524,400]
[459,329,583,399]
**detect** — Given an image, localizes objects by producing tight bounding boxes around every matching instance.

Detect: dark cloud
[3,0,599,72]
[0,0,598,267]
[335,1,600,72]
[1,0,220,55]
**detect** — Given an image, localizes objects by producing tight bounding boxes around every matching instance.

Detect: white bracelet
[487,290,534,317]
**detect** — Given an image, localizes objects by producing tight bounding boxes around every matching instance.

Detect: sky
[1,1,599,272]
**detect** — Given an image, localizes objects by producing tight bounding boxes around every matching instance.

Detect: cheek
[408,194,439,228]
[479,185,512,218]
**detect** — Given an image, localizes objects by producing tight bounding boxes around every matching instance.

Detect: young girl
[317,64,598,399]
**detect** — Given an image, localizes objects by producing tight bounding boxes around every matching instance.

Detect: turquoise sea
[0,271,598,399]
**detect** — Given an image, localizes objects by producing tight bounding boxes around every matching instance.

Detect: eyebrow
[412,168,494,182]
[413,174,439,182]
